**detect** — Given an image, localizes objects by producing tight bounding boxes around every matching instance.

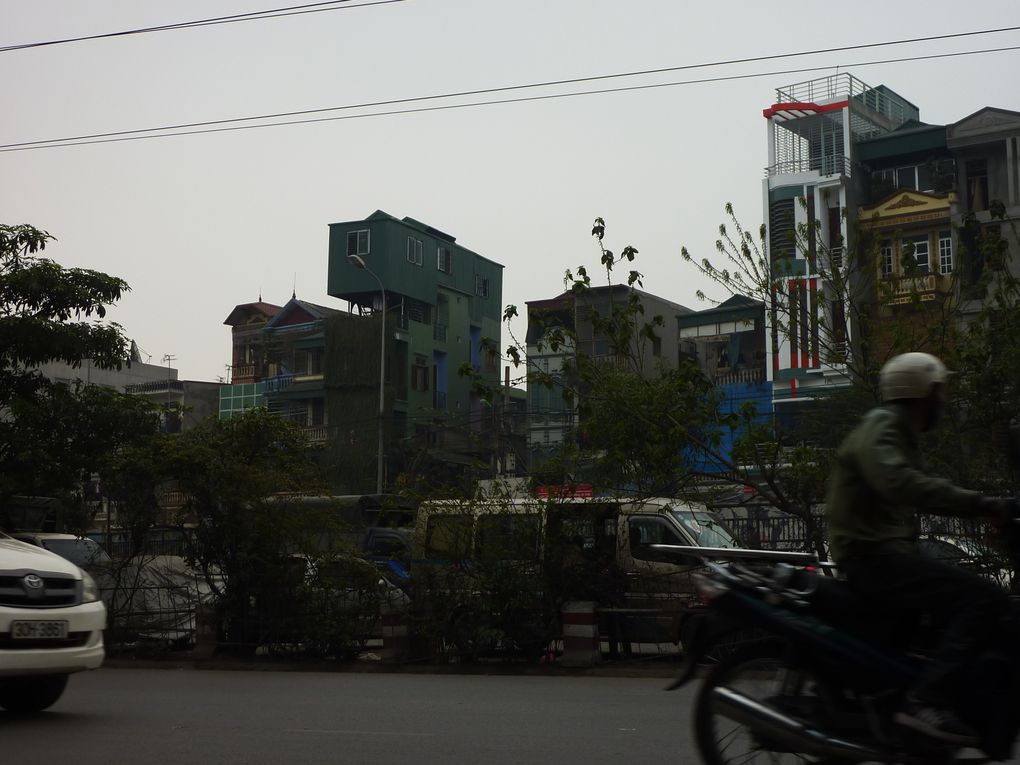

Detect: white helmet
[879,352,948,402]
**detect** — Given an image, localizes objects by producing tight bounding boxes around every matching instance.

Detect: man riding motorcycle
[826,351,1013,746]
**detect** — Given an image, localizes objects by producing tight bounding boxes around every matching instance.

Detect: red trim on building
[790,378,797,399]
[763,100,849,119]
[810,278,820,368]
[788,279,798,370]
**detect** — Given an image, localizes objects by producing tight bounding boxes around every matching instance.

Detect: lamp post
[347,254,386,495]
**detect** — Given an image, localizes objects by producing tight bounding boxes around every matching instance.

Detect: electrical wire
[3,42,1019,154]
[4,24,1020,151]
[0,0,407,53]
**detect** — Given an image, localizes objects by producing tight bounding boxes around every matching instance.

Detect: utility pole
[162,354,176,433]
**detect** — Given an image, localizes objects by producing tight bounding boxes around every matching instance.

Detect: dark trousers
[840,552,1012,704]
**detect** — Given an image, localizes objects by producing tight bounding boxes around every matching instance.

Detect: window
[896,166,916,191]
[476,513,541,561]
[938,231,953,275]
[406,236,423,266]
[880,241,894,277]
[424,514,473,559]
[628,517,686,563]
[437,247,453,274]
[966,158,989,211]
[411,355,429,392]
[907,235,930,275]
[475,275,489,297]
[347,229,370,256]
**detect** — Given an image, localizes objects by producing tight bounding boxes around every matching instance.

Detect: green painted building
[326,210,505,489]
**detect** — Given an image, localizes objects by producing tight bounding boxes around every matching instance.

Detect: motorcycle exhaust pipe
[710,686,894,762]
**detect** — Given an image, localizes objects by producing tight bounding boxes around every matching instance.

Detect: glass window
[907,236,930,275]
[896,166,916,190]
[916,163,932,192]
[476,513,541,561]
[475,275,489,297]
[628,517,684,562]
[880,241,894,277]
[347,229,370,256]
[938,231,953,275]
[424,514,473,558]
[407,237,423,266]
[670,509,740,549]
[437,247,453,274]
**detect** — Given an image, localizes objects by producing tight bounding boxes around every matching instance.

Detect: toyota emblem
[23,574,44,589]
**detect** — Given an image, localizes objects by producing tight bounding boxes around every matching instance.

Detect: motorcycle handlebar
[650,543,836,568]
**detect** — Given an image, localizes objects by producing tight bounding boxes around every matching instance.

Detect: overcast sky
[4,1,1020,382]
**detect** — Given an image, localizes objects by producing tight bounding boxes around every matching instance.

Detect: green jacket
[825,403,983,563]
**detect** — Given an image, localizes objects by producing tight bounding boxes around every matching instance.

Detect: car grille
[0,631,90,649]
[0,571,80,607]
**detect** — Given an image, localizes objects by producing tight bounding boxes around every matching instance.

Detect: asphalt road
[0,667,698,764]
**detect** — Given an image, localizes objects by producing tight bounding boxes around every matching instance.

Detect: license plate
[10,620,69,640]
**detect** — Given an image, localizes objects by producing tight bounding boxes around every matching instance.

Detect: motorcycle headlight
[81,570,101,603]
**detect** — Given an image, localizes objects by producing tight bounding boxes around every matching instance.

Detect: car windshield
[41,538,111,567]
[670,509,740,549]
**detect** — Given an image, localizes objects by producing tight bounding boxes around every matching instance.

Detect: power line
[0,0,407,53]
[4,43,1018,154]
[4,24,1020,151]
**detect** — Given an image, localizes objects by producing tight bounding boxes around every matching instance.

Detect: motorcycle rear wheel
[693,641,836,765]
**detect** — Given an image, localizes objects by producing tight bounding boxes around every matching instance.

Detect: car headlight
[81,570,101,603]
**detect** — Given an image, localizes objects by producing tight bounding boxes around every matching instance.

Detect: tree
[168,408,327,650]
[0,223,145,528]
[679,199,1020,555]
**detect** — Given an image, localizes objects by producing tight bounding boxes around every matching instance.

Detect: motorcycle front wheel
[693,641,837,765]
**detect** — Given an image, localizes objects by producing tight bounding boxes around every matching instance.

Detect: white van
[412,496,742,648]
[0,532,106,713]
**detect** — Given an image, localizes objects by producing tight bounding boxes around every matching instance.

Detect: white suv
[0,532,106,713]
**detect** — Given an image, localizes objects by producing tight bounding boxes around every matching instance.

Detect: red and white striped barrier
[560,601,601,667]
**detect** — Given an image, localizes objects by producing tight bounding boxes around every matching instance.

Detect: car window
[628,516,688,562]
[475,513,541,561]
[670,509,740,549]
[424,514,473,559]
[41,538,112,567]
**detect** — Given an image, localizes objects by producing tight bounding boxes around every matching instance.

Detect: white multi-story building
[762,73,919,422]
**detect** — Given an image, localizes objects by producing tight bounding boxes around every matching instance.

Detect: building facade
[525,284,692,473]
[326,210,505,489]
[677,295,771,470]
[762,74,1020,421]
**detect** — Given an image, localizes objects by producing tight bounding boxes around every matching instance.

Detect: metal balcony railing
[434,323,448,342]
[304,425,330,443]
[775,73,915,128]
[263,374,294,393]
[765,155,851,178]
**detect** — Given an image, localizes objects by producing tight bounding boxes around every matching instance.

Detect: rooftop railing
[774,73,914,128]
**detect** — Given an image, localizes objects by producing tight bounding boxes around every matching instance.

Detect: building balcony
[766,155,851,179]
[713,367,767,386]
[263,374,294,393]
[231,363,257,382]
[304,425,330,443]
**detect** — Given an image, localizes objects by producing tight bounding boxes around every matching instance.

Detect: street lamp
[347,253,386,495]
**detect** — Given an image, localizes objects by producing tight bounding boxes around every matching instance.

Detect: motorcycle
[662,538,1020,764]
